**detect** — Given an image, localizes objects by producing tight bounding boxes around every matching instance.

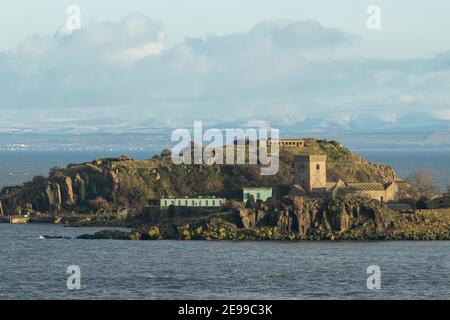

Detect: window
[205,200,208,206]
[316,164,320,170]
[257,192,261,199]
[191,200,195,206]
[185,200,188,206]
[163,200,167,206]
[212,200,215,206]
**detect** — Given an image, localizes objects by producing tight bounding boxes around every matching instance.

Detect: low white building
[160,196,226,208]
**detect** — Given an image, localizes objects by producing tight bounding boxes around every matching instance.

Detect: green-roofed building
[242,187,273,203]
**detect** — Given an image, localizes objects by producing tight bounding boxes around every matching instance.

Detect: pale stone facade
[293,154,403,202]
[327,180,400,202]
[294,155,327,192]
[264,139,305,148]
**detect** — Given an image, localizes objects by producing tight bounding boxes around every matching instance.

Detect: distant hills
[0,111,449,152]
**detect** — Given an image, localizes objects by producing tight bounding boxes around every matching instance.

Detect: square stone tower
[294,155,327,192]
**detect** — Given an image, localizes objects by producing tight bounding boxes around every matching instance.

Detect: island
[1,138,449,240]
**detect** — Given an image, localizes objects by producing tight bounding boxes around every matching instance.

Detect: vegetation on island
[1,138,450,240]
[0,139,398,216]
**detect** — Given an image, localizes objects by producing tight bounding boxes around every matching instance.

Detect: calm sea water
[358,150,450,191]
[0,224,449,300]
[0,151,156,188]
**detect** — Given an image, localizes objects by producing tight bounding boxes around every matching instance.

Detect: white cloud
[0,15,449,132]
[400,94,415,103]
[113,31,165,63]
[435,109,450,120]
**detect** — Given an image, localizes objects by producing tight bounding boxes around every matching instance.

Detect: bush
[416,197,428,209]
[407,170,439,199]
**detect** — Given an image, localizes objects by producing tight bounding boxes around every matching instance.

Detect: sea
[0,149,449,299]
[0,224,449,300]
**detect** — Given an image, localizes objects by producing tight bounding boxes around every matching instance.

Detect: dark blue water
[0,224,449,300]
[358,150,450,191]
[0,151,156,188]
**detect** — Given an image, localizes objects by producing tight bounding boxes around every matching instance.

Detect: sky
[0,0,449,133]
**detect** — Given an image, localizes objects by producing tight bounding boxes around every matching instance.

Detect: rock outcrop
[77,197,450,241]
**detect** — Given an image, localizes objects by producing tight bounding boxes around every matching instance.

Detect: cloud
[0,15,449,132]
[113,31,165,63]
[400,94,415,103]
[435,110,450,120]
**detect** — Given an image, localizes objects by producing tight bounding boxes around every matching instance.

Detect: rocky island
[1,138,449,240]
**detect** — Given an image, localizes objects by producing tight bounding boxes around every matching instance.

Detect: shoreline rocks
[77,197,450,241]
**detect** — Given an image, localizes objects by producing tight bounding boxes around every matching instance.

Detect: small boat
[9,215,30,224]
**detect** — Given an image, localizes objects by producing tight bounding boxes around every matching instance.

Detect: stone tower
[294,155,327,192]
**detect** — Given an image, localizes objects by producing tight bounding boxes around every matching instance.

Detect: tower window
[316,164,320,170]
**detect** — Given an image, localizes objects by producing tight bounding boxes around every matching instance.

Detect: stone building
[327,180,401,202]
[262,139,305,148]
[292,154,403,202]
[294,155,327,192]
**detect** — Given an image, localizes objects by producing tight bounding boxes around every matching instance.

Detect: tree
[406,170,439,199]
[416,197,428,209]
